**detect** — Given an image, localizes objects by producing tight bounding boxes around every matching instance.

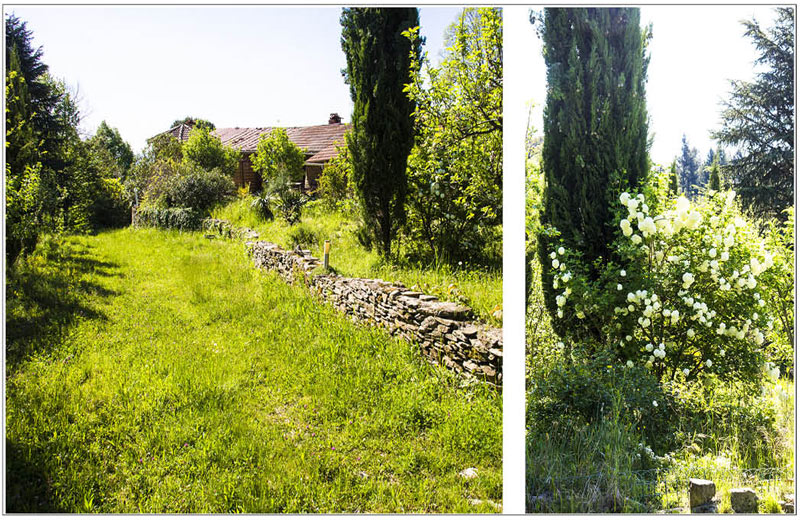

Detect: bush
[181,127,240,175]
[89,177,130,229]
[543,171,790,385]
[167,166,235,214]
[264,168,307,224]
[528,353,676,451]
[288,224,319,249]
[135,207,203,231]
[316,141,355,210]
[250,194,274,221]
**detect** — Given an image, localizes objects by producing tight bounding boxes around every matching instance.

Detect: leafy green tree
[316,139,355,210]
[404,8,502,264]
[181,127,240,175]
[340,7,422,258]
[5,14,70,172]
[537,7,651,333]
[89,121,134,180]
[5,15,94,261]
[250,128,306,184]
[677,134,701,197]
[171,116,215,131]
[712,7,794,221]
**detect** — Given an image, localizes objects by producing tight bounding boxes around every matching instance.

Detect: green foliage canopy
[88,121,134,180]
[404,8,503,264]
[250,128,306,184]
[181,127,240,176]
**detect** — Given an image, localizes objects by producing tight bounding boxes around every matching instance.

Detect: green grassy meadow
[212,198,503,326]
[6,228,502,513]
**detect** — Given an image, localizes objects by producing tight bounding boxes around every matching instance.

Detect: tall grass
[6,229,502,513]
[212,198,502,326]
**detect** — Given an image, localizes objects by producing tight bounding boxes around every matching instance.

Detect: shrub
[167,166,235,214]
[543,173,790,385]
[135,207,203,231]
[288,224,319,249]
[264,168,307,224]
[89,177,131,229]
[250,194,274,221]
[181,127,240,175]
[316,141,355,210]
[528,353,675,451]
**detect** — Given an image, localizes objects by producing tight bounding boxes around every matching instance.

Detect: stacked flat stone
[245,239,502,385]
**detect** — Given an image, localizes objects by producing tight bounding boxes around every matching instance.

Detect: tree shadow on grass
[6,238,121,370]
[5,439,68,513]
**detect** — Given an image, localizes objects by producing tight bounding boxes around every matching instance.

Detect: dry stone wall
[245,240,502,385]
[196,218,501,384]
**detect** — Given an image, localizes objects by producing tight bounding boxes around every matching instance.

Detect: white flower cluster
[549,188,781,381]
[763,361,781,382]
[549,247,572,318]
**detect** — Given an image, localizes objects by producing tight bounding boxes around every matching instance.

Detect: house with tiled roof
[155,113,348,193]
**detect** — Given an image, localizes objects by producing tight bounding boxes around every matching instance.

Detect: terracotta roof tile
[154,122,349,164]
[212,123,348,157]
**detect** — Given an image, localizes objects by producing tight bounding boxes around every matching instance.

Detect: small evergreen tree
[707,152,722,192]
[668,159,679,195]
[340,7,422,257]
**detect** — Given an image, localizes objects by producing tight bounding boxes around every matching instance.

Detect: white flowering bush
[547,185,787,384]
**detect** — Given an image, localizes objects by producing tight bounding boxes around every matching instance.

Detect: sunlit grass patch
[6,228,501,513]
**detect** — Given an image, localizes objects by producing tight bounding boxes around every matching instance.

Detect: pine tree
[538,8,651,331]
[712,7,794,220]
[677,134,701,198]
[668,159,679,195]
[340,8,421,257]
[708,152,722,192]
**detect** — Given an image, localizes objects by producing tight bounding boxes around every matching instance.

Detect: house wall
[304,165,323,192]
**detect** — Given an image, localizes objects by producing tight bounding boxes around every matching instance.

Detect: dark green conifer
[538,8,651,332]
[340,8,421,257]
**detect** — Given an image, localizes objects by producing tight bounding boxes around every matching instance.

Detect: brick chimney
[328,113,342,125]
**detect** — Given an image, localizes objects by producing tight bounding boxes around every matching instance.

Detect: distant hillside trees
[340,7,421,258]
[713,7,795,220]
[537,7,651,334]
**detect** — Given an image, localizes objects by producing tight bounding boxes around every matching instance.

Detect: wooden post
[323,240,331,270]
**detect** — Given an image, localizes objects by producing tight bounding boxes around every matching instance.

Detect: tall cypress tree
[538,8,650,332]
[340,8,421,257]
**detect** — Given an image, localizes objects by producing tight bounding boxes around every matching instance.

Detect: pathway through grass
[6,228,502,513]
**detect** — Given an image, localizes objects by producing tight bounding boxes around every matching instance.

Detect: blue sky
[6,6,461,153]
[520,6,782,165]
